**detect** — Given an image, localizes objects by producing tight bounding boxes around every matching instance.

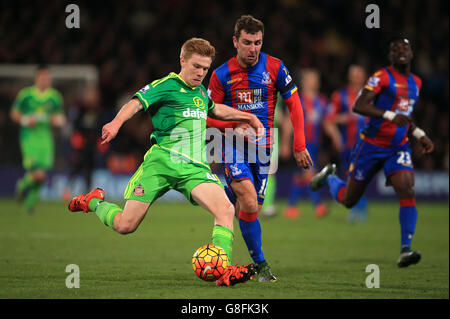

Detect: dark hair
[389,36,411,47]
[234,15,264,39]
[35,64,49,73]
[389,36,412,49]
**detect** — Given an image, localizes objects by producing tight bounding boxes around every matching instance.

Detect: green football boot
[256,261,277,283]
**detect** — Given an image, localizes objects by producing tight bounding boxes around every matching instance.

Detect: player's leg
[190,182,235,258]
[386,147,421,267]
[284,172,304,219]
[231,163,277,282]
[310,163,368,209]
[332,175,368,208]
[16,152,47,213]
[260,174,277,217]
[68,186,151,233]
[304,169,328,219]
[69,146,166,233]
[23,169,46,213]
[189,181,256,286]
[311,140,379,209]
[349,195,369,223]
[341,147,370,223]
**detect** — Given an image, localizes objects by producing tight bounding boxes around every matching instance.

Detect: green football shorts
[124,145,223,205]
[20,139,54,171]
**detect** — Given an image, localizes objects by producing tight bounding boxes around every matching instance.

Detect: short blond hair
[180,38,216,60]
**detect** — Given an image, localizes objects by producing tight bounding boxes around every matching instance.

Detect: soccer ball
[192,244,229,281]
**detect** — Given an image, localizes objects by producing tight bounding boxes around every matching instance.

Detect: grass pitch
[0,198,448,299]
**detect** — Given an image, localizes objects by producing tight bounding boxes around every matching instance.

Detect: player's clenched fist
[101,120,121,145]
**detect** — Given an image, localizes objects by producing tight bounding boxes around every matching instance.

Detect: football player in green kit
[68,38,264,286]
[11,65,66,214]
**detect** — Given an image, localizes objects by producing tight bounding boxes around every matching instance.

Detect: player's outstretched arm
[209,103,264,137]
[101,98,144,145]
[353,88,410,127]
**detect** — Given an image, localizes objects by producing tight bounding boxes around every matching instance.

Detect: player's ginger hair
[180,38,216,61]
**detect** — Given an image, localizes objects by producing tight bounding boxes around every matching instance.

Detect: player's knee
[32,171,46,183]
[115,222,137,235]
[398,184,415,199]
[223,202,235,219]
[393,178,415,198]
[341,197,357,209]
[238,194,258,212]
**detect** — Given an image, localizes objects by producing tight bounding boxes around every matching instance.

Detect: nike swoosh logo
[202,266,212,278]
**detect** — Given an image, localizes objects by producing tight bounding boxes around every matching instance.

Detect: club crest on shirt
[261,71,271,85]
[133,184,145,196]
[229,164,242,176]
[355,170,365,181]
[367,76,380,88]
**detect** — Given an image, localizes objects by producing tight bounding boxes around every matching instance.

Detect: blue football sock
[288,182,305,206]
[327,175,346,202]
[399,205,418,248]
[239,217,265,264]
[351,195,368,220]
[307,188,321,206]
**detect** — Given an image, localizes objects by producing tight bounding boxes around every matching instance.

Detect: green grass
[0,198,448,299]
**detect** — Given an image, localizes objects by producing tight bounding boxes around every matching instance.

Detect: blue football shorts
[221,138,272,205]
[348,138,413,185]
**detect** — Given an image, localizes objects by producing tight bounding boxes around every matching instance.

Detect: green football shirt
[12,85,64,143]
[133,72,216,169]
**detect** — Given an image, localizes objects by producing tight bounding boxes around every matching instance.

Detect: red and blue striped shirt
[326,86,365,151]
[208,52,304,150]
[361,66,422,148]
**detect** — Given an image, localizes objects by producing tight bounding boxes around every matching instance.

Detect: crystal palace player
[207,15,313,282]
[323,65,369,223]
[311,38,434,267]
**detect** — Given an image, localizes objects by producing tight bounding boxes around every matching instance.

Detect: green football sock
[92,200,122,228]
[88,198,103,212]
[24,183,41,212]
[212,225,234,263]
[263,175,276,208]
[17,173,33,193]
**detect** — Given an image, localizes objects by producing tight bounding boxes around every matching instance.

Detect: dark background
[0,0,448,174]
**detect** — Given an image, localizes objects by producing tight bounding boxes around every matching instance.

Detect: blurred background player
[10,65,66,213]
[311,38,434,267]
[283,69,335,219]
[62,86,107,202]
[207,15,312,282]
[323,65,369,223]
